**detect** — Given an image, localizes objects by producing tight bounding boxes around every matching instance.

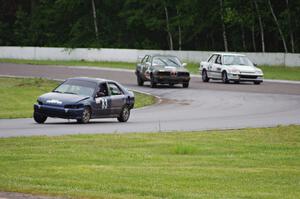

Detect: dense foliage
[0,0,299,52]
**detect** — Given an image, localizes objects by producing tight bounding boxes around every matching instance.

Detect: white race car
[200,53,263,84]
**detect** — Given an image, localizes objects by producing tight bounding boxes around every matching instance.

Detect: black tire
[254,81,261,85]
[202,70,209,82]
[234,80,240,84]
[150,75,157,88]
[33,111,47,124]
[169,83,174,87]
[77,107,91,124]
[137,74,144,86]
[117,106,130,122]
[182,82,189,88]
[222,71,229,84]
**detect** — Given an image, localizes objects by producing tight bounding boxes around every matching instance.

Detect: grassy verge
[1,58,300,81]
[0,125,299,198]
[0,58,136,70]
[0,77,156,119]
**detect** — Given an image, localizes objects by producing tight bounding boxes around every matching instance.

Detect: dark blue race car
[34,77,135,124]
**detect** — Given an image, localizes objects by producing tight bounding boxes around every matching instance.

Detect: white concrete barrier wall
[0,46,299,66]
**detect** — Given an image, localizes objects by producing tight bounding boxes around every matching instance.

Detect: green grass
[0,125,299,198]
[258,65,300,81]
[0,58,136,70]
[1,58,300,81]
[0,77,156,119]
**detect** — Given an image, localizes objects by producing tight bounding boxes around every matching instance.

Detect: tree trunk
[251,23,256,52]
[219,0,228,52]
[253,0,265,52]
[241,24,246,51]
[91,0,99,41]
[268,0,288,53]
[176,8,182,51]
[164,5,173,50]
[286,0,295,53]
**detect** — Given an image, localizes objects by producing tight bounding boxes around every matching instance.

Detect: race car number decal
[95,98,108,109]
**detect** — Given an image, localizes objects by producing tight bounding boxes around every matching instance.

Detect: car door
[93,82,111,117]
[107,82,126,115]
[206,54,217,78]
[212,55,223,79]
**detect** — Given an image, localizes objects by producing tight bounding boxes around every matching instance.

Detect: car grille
[157,71,171,76]
[177,72,190,77]
[240,75,258,79]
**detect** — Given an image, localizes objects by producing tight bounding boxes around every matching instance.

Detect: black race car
[135,55,190,88]
[33,77,135,124]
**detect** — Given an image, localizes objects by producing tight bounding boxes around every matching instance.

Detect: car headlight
[229,69,240,74]
[255,70,263,75]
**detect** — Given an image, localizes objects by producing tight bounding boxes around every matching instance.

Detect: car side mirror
[253,63,257,67]
[96,91,105,98]
[182,63,187,67]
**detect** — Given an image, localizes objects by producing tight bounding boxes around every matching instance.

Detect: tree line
[0,0,299,53]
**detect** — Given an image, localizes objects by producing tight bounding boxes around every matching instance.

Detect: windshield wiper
[53,90,62,93]
[167,58,179,66]
[63,92,77,95]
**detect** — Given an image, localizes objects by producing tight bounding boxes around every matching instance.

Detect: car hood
[38,92,90,106]
[153,66,189,73]
[227,65,257,73]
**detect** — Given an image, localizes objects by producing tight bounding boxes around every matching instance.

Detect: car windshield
[152,56,182,67]
[223,55,254,66]
[53,79,96,97]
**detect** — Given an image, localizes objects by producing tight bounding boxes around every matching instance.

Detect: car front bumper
[34,104,84,119]
[153,76,190,84]
[228,73,263,82]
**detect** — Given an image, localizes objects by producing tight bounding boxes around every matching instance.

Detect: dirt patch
[0,192,65,199]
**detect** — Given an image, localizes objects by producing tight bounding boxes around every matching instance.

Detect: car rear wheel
[77,107,91,124]
[222,71,229,84]
[182,82,189,88]
[137,74,144,86]
[202,70,209,82]
[33,112,47,124]
[150,75,157,88]
[117,106,130,122]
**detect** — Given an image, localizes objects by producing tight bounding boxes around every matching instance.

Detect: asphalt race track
[0,63,300,137]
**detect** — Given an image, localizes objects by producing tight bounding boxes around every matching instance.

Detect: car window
[215,55,222,64]
[152,56,182,67]
[223,55,254,66]
[208,55,217,63]
[145,56,151,63]
[142,55,148,64]
[108,83,123,96]
[53,79,96,97]
[98,83,109,96]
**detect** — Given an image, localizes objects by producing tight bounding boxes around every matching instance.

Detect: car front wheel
[202,70,209,82]
[222,71,229,84]
[254,81,261,85]
[117,106,130,122]
[150,75,157,88]
[77,107,91,124]
[33,112,47,124]
[137,74,144,86]
[182,82,189,88]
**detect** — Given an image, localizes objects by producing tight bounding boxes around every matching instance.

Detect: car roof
[149,54,178,58]
[212,52,246,56]
[67,77,113,84]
